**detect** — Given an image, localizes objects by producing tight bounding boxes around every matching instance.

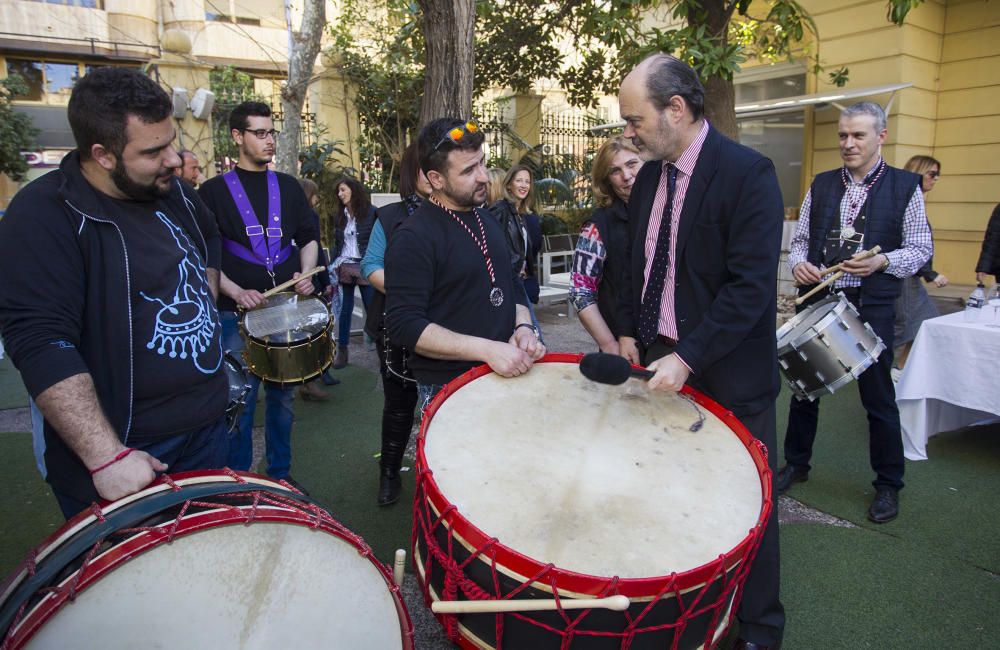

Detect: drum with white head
[240,292,334,385]
[0,471,414,650]
[413,354,771,649]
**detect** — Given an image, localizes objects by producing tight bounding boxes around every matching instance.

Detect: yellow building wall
[797,0,999,285]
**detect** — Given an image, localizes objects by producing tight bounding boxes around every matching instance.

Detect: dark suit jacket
[618,125,784,416]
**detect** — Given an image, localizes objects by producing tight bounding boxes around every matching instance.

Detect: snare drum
[776,292,885,401]
[240,292,334,385]
[0,471,414,650]
[413,354,771,649]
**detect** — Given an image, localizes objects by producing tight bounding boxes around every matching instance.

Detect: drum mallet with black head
[580,352,654,385]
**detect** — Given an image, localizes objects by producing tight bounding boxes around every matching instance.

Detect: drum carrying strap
[222,169,293,273]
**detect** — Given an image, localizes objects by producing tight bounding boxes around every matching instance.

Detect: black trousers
[783,291,905,490]
[375,340,418,470]
[643,342,785,646]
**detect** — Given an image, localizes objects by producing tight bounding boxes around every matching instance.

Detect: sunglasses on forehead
[434,121,479,151]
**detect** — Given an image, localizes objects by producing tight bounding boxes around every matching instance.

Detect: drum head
[422,361,763,579]
[2,473,412,650]
[243,293,329,344]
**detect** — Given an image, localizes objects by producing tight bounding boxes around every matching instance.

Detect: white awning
[589,82,914,132]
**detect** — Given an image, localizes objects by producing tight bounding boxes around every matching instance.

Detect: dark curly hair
[229,101,272,132]
[418,117,485,177]
[333,175,372,227]
[68,67,173,161]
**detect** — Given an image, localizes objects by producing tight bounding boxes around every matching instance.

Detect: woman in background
[488,164,543,335]
[330,176,376,369]
[486,167,506,205]
[361,142,432,506]
[894,155,948,375]
[569,136,642,354]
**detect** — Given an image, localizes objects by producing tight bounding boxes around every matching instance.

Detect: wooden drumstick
[431,595,631,614]
[795,245,882,305]
[260,265,326,299]
[393,549,406,588]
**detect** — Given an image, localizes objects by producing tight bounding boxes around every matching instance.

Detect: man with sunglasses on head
[198,101,320,491]
[385,118,545,412]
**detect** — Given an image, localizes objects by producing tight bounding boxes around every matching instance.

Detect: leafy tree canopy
[1,75,40,182]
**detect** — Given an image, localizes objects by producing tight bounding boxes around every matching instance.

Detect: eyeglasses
[434,121,479,151]
[242,128,280,140]
[926,170,940,178]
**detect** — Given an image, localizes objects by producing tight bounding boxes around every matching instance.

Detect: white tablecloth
[896,309,1000,460]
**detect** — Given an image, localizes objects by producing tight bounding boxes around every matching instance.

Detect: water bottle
[964,282,986,322]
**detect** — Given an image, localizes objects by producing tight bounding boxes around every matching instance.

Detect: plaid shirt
[789,159,933,288]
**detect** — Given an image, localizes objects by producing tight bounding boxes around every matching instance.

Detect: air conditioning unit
[171,88,189,119]
[190,88,215,120]
[541,143,555,155]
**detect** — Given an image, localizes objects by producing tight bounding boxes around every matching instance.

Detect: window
[7,60,136,105]
[735,68,807,211]
[21,0,103,8]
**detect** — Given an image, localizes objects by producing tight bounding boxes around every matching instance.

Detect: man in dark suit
[616,54,784,650]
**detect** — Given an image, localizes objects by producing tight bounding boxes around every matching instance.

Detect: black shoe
[775,465,808,494]
[279,475,310,496]
[377,472,402,506]
[320,370,341,386]
[868,487,899,523]
[732,640,772,650]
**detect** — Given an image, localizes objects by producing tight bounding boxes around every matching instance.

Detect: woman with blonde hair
[894,154,947,374]
[486,168,506,205]
[569,136,642,354]
[488,164,544,330]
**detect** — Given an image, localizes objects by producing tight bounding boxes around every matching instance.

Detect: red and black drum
[413,354,772,649]
[0,471,414,649]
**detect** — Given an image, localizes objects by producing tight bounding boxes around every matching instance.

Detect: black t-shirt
[199,168,319,311]
[101,196,229,440]
[384,201,526,385]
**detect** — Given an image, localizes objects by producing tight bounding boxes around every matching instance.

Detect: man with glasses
[779,101,932,524]
[198,101,320,491]
[385,118,545,415]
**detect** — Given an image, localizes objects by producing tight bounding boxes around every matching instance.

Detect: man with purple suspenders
[198,101,320,489]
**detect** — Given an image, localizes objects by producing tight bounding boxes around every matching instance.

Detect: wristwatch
[515,323,540,338]
[879,254,890,272]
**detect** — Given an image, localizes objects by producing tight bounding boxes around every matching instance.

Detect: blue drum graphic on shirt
[140,211,222,374]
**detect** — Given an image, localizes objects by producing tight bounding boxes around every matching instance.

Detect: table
[896,308,1000,460]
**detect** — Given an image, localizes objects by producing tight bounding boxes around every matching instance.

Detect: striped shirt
[642,119,710,340]
[788,159,933,288]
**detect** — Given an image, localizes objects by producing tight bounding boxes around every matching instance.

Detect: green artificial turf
[0,356,29,410]
[780,524,1000,649]
[775,385,1000,573]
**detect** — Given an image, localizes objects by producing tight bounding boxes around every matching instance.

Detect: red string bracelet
[90,448,134,475]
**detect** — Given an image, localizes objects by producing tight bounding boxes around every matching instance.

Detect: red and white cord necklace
[430,194,504,307]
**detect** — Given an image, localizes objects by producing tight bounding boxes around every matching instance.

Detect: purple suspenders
[221,169,292,276]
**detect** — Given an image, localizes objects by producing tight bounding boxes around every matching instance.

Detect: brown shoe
[297,381,329,401]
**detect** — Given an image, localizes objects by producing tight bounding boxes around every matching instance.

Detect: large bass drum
[239,292,334,385]
[413,354,772,649]
[0,471,414,649]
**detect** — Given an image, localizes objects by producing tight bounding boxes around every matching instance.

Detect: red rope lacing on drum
[413,460,771,649]
[4,481,416,650]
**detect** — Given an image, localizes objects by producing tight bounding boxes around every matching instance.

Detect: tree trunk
[275,0,326,175]
[688,0,738,141]
[418,0,475,125]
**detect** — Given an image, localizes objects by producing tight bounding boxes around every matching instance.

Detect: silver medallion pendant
[490,287,504,307]
[841,225,856,241]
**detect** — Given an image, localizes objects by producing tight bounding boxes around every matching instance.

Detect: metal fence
[535,111,602,209]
